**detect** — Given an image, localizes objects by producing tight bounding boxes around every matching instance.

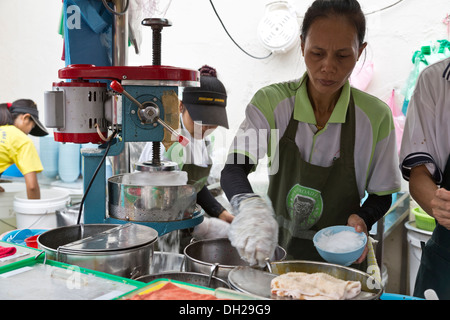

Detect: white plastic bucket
[405,220,432,296]
[0,182,26,219]
[13,189,71,229]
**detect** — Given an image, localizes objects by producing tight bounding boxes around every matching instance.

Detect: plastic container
[313,226,367,266]
[40,136,60,179]
[58,143,81,183]
[1,229,47,246]
[24,235,39,248]
[13,189,70,229]
[0,182,26,219]
[0,258,144,300]
[405,221,432,296]
[413,206,436,231]
[0,240,42,274]
[380,293,423,300]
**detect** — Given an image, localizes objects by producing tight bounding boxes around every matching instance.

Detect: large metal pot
[150,251,185,273]
[108,172,197,222]
[183,238,286,280]
[136,272,230,289]
[37,223,158,279]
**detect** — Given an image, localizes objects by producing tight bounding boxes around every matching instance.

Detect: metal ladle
[207,263,220,288]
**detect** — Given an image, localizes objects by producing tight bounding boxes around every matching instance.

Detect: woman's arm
[410,164,450,229]
[196,185,228,219]
[356,193,392,231]
[409,164,438,216]
[220,153,255,200]
[23,171,40,199]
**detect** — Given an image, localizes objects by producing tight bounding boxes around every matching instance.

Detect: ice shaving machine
[44,12,204,235]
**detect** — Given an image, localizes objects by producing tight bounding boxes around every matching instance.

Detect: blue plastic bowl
[313,226,367,266]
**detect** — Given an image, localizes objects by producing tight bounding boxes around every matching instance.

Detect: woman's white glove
[229,193,278,267]
[192,217,230,240]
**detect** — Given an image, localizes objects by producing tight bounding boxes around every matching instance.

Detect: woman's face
[301,15,367,99]
[180,103,218,140]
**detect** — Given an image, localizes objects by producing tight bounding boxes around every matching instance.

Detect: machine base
[103,210,205,236]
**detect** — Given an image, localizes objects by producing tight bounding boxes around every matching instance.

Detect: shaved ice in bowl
[313,226,367,266]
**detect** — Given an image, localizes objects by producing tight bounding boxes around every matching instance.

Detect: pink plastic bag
[350,60,374,91]
[387,89,405,153]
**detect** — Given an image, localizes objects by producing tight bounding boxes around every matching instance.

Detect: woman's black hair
[301,0,366,47]
[0,104,13,126]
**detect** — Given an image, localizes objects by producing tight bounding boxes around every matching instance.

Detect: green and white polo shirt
[229,73,401,199]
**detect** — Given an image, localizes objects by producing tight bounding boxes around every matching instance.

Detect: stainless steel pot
[136,272,230,289]
[183,238,287,280]
[37,223,158,279]
[150,251,185,273]
[108,172,197,222]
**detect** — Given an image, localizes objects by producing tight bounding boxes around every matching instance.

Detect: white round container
[58,143,81,183]
[13,188,70,229]
[405,220,432,296]
[40,136,60,179]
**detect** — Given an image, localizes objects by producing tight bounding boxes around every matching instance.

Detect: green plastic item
[402,39,450,115]
[0,241,41,274]
[0,254,145,300]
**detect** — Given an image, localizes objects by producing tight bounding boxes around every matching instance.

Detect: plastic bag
[401,40,450,115]
[63,0,113,66]
[350,60,374,91]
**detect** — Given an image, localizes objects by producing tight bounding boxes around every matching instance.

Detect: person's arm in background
[410,164,450,229]
[23,171,40,199]
[196,185,234,222]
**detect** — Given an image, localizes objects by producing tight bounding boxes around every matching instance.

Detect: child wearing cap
[0,99,49,199]
[139,65,234,231]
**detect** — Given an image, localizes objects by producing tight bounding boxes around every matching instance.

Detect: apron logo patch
[286,184,323,230]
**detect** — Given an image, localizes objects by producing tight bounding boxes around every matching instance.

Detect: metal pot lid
[58,223,158,253]
[228,266,275,299]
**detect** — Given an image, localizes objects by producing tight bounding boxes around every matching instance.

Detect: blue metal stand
[80,84,204,236]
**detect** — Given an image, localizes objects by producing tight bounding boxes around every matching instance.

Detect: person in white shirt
[140,65,234,224]
[399,57,450,299]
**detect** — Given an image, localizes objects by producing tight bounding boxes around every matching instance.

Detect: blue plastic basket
[1,229,47,246]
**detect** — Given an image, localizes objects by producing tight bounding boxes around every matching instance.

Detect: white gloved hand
[229,193,278,267]
[192,217,230,240]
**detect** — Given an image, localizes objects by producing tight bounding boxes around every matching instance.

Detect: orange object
[128,282,220,300]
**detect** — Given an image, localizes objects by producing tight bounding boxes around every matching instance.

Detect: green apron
[182,163,211,192]
[413,155,450,299]
[268,95,362,263]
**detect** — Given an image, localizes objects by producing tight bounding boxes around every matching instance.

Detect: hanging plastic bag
[350,60,374,91]
[387,89,405,154]
[400,41,450,115]
[63,0,113,66]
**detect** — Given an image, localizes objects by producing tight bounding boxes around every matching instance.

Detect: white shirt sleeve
[399,61,448,183]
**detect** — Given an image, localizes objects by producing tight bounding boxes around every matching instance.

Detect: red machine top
[58,64,200,83]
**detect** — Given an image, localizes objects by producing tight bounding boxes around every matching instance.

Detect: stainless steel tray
[228,260,383,300]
